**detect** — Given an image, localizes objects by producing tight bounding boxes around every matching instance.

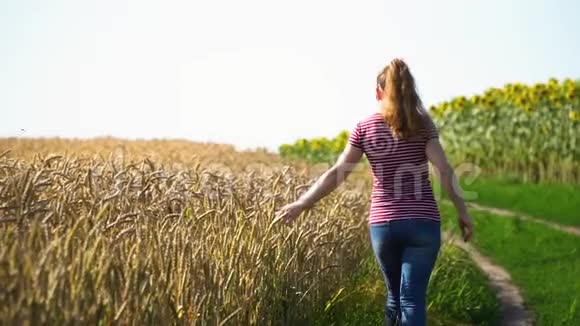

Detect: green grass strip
[440,203,580,325]
[433,177,580,227]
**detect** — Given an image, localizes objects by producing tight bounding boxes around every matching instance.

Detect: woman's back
[349,112,440,225]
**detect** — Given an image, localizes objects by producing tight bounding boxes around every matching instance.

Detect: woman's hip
[369,217,441,248]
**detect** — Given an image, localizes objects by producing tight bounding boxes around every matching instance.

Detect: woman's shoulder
[358,112,383,126]
[418,110,437,129]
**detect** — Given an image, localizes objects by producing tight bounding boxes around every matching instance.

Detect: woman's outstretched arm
[275,144,363,224]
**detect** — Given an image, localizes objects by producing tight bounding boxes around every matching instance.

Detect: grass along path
[440,202,580,325]
[434,177,580,227]
[444,230,533,326]
[466,202,580,236]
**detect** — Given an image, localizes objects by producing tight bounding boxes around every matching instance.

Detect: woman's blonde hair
[377,58,427,139]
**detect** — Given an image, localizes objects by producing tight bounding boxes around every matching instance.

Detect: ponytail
[377,58,427,139]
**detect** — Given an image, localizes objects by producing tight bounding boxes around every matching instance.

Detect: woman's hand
[273,144,363,226]
[458,212,474,242]
[274,201,307,225]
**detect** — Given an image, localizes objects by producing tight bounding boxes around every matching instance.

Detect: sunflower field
[431,78,579,183]
[279,78,580,184]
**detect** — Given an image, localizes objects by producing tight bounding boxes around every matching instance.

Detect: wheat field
[0,138,372,325]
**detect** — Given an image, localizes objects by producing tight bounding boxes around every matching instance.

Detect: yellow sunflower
[514,97,526,107]
[469,95,479,105]
[562,78,576,90]
[548,78,559,87]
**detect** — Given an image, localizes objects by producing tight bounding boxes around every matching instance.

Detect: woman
[275,58,474,326]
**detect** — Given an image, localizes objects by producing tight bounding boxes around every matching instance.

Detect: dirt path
[444,231,534,326]
[466,202,580,236]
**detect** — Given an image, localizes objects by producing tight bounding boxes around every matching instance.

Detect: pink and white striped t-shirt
[348,112,441,225]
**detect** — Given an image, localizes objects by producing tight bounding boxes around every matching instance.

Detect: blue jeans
[369,218,441,326]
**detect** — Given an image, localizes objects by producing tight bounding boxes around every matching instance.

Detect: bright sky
[1,0,579,151]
